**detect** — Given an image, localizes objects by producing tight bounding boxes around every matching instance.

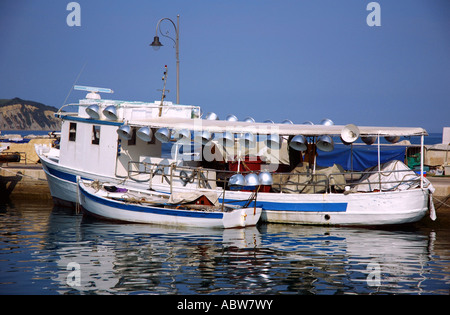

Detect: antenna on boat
[74,85,114,100]
[157,65,170,116]
[62,62,87,107]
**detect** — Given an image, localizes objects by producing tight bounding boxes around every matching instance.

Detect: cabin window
[92,125,101,145]
[69,123,77,141]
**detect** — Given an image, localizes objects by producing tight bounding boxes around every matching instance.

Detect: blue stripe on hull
[223,199,347,212]
[80,185,223,219]
[47,166,78,183]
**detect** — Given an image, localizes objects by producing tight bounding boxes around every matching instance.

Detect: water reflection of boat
[44,206,450,294]
[50,213,262,294]
[260,224,443,294]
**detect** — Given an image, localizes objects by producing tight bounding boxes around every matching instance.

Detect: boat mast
[158,65,169,117]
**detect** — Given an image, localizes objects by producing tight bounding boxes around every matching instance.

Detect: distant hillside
[0,98,61,130]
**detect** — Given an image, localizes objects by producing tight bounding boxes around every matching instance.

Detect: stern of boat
[222,207,262,228]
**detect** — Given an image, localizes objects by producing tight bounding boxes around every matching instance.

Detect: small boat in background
[0,151,21,163]
[77,179,262,229]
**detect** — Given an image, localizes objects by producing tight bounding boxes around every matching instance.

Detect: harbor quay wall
[0,164,51,201]
[0,138,54,201]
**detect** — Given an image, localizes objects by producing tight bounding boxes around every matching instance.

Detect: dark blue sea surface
[1,199,449,295]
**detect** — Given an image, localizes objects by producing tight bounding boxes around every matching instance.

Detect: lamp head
[103,105,118,120]
[137,126,153,142]
[239,132,255,148]
[244,173,260,187]
[317,135,334,152]
[85,104,100,119]
[194,130,212,145]
[174,129,191,144]
[150,36,163,50]
[204,112,219,120]
[259,172,273,185]
[226,114,238,122]
[117,125,132,140]
[217,131,235,147]
[265,134,281,150]
[289,135,307,152]
[155,128,171,143]
[229,173,245,187]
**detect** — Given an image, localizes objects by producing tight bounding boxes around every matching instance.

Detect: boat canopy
[129,117,428,137]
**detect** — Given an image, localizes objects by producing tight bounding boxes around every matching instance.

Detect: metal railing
[127,161,217,189]
[124,160,426,195]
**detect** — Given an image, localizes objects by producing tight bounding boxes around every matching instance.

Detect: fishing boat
[36,83,436,226]
[77,179,262,229]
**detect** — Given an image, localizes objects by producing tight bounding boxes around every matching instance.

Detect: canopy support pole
[420,133,424,189]
[377,134,381,191]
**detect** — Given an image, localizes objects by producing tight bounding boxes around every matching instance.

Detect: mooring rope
[433,195,450,209]
[0,166,47,182]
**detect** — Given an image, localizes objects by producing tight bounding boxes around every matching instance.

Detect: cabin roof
[129,117,428,137]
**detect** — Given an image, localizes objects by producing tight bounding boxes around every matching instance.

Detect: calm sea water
[1,130,448,296]
[1,199,449,295]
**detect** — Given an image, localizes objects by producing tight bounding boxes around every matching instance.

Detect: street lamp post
[150,14,180,104]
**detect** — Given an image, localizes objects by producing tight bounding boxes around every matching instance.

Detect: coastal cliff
[0,98,61,131]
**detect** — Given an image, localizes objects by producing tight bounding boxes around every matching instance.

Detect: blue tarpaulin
[316,144,406,171]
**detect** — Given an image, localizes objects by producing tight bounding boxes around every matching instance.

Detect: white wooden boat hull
[166,184,430,226]
[39,154,431,226]
[250,189,429,226]
[77,181,261,229]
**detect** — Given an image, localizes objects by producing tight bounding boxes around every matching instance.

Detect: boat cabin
[56,91,201,182]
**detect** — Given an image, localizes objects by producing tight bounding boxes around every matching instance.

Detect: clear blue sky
[1,0,449,133]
